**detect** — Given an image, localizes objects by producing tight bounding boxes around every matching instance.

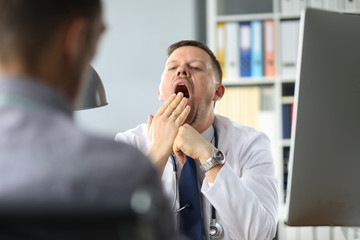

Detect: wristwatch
[200,148,225,172]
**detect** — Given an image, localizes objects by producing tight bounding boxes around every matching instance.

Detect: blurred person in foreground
[0,1,174,239]
[116,40,279,240]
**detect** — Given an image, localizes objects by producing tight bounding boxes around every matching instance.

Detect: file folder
[264,20,275,77]
[225,22,240,80]
[250,20,264,78]
[217,23,226,79]
[280,20,300,76]
[239,22,251,77]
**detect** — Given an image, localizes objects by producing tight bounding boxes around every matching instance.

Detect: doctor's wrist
[147,146,168,174]
[199,146,215,164]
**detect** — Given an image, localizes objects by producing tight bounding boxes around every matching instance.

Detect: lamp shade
[75,66,108,111]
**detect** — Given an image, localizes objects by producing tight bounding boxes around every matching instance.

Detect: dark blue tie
[179,155,203,240]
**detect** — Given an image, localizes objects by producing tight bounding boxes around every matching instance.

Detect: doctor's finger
[147,114,153,132]
[146,115,155,143]
[163,92,184,117]
[155,93,176,116]
[175,105,190,127]
[170,97,187,119]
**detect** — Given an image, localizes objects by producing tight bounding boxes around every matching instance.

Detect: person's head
[0,0,105,105]
[159,40,225,133]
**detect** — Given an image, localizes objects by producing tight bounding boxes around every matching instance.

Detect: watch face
[214,149,224,162]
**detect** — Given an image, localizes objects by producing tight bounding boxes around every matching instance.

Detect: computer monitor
[285,8,360,226]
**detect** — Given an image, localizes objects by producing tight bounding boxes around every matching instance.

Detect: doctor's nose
[176,65,190,78]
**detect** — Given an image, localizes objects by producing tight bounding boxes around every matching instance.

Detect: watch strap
[200,157,217,172]
[200,149,225,173]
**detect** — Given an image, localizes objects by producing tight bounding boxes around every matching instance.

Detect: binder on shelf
[225,22,240,81]
[323,0,344,10]
[280,20,300,77]
[281,0,296,13]
[217,23,226,79]
[263,20,275,77]
[281,84,294,139]
[239,22,251,77]
[250,20,264,78]
[281,103,293,139]
[309,0,323,8]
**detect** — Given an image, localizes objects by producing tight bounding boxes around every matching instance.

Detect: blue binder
[239,22,251,77]
[250,20,264,77]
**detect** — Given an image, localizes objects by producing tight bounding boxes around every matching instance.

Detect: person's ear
[63,18,87,63]
[213,83,225,102]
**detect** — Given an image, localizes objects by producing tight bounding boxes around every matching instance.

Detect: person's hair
[167,40,223,84]
[0,0,101,69]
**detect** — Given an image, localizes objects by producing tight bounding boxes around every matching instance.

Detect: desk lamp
[75,66,108,110]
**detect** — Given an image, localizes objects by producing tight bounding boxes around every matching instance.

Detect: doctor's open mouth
[172,78,192,106]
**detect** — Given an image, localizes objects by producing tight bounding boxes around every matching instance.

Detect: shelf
[223,77,296,87]
[223,78,275,86]
[215,12,302,23]
[279,77,296,83]
[216,13,275,22]
[276,12,301,20]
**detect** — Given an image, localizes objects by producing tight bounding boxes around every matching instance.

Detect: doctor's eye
[169,66,177,71]
[190,66,201,71]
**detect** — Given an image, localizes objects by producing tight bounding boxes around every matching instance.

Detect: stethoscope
[170,126,224,239]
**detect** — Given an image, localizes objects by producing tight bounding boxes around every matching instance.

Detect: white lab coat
[115,114,279,240]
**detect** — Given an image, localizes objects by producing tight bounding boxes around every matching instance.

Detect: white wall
[75,0,202,136]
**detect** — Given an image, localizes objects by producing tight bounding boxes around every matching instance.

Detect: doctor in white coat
[115,40,279,240]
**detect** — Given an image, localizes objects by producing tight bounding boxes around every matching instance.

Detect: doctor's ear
[213,84,225,102]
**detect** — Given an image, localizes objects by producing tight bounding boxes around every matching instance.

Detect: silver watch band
[200,157,217,172]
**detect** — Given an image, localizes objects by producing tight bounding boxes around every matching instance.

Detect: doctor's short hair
[0,0,101,69]
[167,40,223,84]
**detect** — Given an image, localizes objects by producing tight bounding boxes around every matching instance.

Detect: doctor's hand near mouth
[147,92,191,174]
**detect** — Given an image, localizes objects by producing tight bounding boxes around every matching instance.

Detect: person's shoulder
[76,131,159,183]
[86,131,148,162]
[114,123,149,153]
[114,123,147,141]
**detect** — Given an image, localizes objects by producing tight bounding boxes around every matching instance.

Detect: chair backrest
[0,190,164,240]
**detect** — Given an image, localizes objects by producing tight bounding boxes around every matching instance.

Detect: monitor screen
[285,8,360,226]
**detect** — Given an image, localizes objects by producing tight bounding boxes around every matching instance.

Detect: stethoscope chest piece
[209,220,223,239]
